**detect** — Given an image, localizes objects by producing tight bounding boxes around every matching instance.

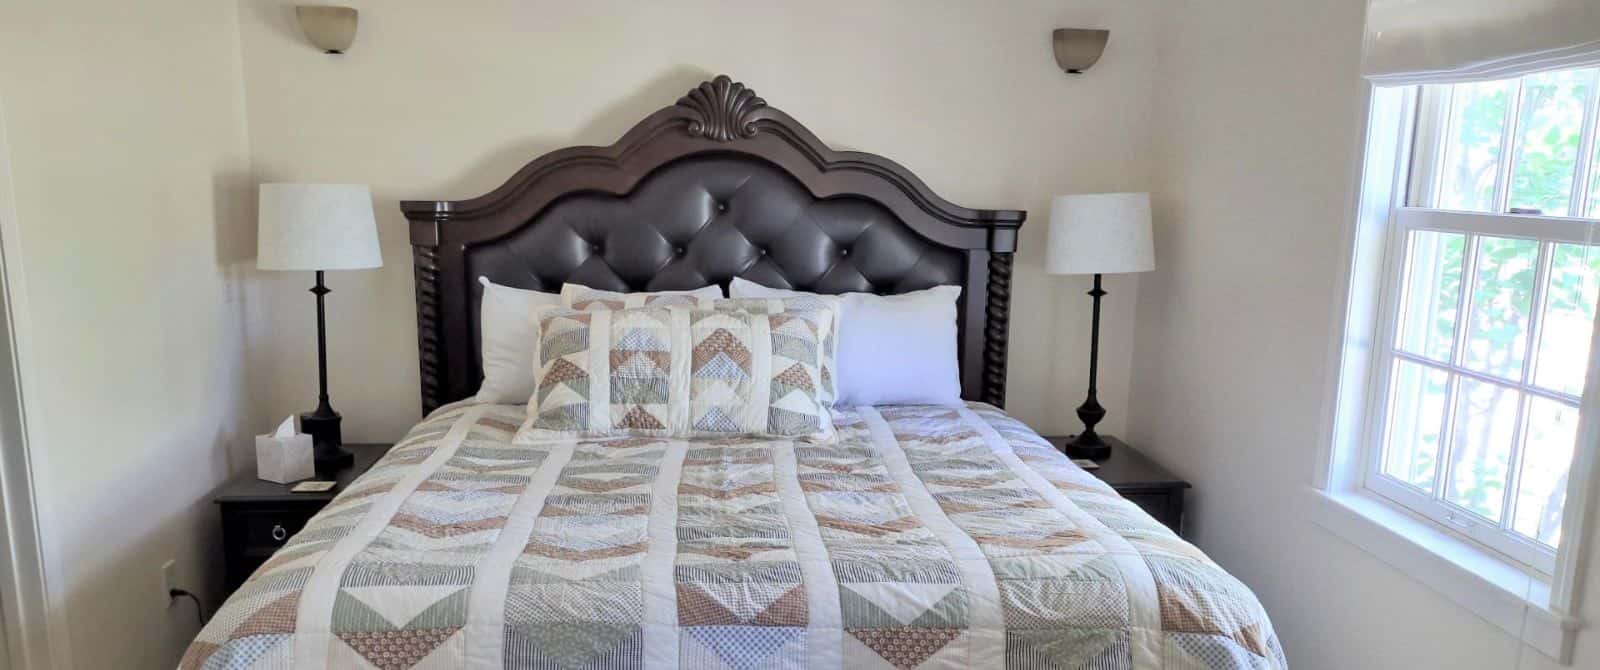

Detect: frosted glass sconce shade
[1052,28,1110,74]
[296,5,358,54]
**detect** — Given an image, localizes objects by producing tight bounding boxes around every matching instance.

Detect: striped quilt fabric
[181,402,1284,669]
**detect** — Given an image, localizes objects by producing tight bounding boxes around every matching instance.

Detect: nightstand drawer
[1043,435,1190,538]
[1121,491,1168,518]
[218,505,321,592]
[235,508,315,554]
[216,443,394,596]
[1120,490,1182,534]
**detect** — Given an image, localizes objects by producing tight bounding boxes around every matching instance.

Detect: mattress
[182,402,1284,669]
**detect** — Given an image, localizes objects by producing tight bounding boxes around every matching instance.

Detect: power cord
[169,588,208,627]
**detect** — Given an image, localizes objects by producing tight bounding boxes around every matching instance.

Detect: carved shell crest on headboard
[677,75,767,142]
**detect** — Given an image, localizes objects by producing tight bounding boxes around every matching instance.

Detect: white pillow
[730,277,962,406]
[474,277,562,404]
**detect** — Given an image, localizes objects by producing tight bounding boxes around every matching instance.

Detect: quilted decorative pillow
[561,284,842,406]
[519,305,836,441]
[559,282,721,310]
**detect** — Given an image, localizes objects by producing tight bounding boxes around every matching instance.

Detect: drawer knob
[271,524,288,542]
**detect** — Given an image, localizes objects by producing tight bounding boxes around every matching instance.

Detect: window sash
[1363,207,1597,575]
[1410,72,1600,217]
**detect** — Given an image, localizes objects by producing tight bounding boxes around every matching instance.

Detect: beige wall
[8,1,1594,668]
[0,2,254,668]
[233,0,1161,443]
[1130,0,1600,668]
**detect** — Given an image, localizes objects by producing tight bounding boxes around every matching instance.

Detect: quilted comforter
[183,402,1283,669]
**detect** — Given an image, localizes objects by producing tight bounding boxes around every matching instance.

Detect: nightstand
[1044,435,1190,536]
[215,442,391,594]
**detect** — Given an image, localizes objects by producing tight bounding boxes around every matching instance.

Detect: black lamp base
[302,270,351,478]
[1063,431,1112,461]
[1067,273,1115,463]
[300,409,351,477]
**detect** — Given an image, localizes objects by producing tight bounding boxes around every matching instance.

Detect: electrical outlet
[161,559,177,608]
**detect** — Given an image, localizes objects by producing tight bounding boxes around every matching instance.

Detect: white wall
[233,0,1162,443]
[1129,0,1600,668]
[0,2,255,668]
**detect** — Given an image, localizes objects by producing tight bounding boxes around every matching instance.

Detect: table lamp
[1047,192,1154,460]
[257,183,382,475]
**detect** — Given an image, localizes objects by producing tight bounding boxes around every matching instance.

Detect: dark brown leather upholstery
[466,156,962,299]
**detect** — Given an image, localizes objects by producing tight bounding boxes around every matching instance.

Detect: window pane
[1461,237,1539,379]
[1507,69,1597,215]
[1512,397,1579,547]
[1396,231,1466,361]
[1437,80,1515,212]
[1444,377,1518,521]
[1381,360,1450,490]
[1533,243,1600,395]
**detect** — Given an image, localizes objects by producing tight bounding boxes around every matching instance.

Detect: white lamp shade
[257,183,383,271]
[1046,192,1154,275]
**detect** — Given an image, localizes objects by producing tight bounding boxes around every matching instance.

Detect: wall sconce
[295,5,359,54]
[1052,28,1110,74]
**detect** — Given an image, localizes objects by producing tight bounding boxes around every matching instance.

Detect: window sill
[1307,487,1580,663]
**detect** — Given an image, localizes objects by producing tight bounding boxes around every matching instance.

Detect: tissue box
[256,431,315,484]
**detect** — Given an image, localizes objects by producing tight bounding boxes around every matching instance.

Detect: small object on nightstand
[1046,434,1190,536]
[254,415,315,484]
[1071,458,1101,470]
[290,480,337,493]
[216,442,392,595]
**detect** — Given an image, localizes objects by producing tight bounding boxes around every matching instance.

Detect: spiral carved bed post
[982,251,1014,408]
[412,244,444,414]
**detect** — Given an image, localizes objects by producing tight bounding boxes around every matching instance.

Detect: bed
[182,75,1283,669]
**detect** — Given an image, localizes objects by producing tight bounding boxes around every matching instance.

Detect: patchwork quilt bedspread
[182,402,1284,669]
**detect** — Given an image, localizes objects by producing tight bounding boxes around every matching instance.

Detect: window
[1364,66,1600,576]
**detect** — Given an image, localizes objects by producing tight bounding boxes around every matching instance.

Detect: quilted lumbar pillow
[562,284,842,407]
[519,305,836,441]
[714,296,841,407]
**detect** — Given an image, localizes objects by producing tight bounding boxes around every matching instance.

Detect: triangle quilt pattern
[677,582,808,626]
[503,622,642,669]
[330,586,468,670]
[682,626,806,670]
[847,627,964,670]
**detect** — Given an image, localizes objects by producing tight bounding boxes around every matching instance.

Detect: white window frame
[1362,207,1598,576]
[1316,83,1599,664]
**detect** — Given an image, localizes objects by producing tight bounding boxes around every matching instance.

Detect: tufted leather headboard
[402,75,1025,414]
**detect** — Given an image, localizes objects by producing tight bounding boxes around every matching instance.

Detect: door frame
[0,89,63,670]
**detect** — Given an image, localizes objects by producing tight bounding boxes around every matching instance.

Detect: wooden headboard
[401,75,1026,414]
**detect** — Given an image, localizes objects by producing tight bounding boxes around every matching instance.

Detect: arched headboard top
[402,75,1026,413]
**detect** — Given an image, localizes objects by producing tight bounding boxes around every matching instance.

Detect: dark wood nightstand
[215,443,391,594]
[1044,435,1190,536]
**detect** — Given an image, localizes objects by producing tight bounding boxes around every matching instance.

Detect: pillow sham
[729,277,963,407]
[520,305,836,441]
[717,296,841,407]
[559,282,722,310]
[474,277,563,404]
[563,283,842,405]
